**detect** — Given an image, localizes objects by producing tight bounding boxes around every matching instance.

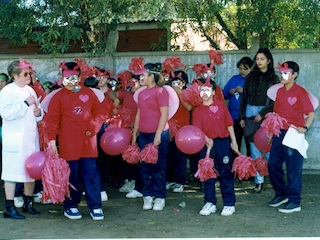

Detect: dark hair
[7,60,22,79]
[169,70,188,83]
[144,63,165,87]
[237,57,254,69]
[0,72,9,82]
[197,77,216,91]
[84,76,99,88]
[62,61,81,76]
[250,48,276,80]
[284,61,299,74]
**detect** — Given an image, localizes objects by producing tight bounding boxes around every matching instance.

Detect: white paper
[282,125,309,158]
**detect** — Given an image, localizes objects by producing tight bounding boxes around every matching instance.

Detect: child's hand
[230,140,239,153]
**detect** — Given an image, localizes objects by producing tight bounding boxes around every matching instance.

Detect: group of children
[0,48,315,220]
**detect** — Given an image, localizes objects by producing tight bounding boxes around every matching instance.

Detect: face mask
[200,87,213,97]
[204,71,215,80]
[281,72,290,81]
[62,75,79,86]
[172,80,182,89]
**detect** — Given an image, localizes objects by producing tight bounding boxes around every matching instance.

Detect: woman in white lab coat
[0,59,43,219]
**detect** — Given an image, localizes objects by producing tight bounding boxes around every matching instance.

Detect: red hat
[201,76,213,88]
[16,58,34,69]
[275,62,292,73]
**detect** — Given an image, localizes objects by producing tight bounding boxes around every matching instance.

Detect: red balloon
[254,127,271,153]
[25,151,46,180]
[175,125,206,154]
[100,127,132,156]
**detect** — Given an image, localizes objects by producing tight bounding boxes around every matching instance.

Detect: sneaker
[166,182,176,190]
[64,208,82,220]
[126,189,143,198]
[278,202,301,213]
[268,196,289,207]
[221,206,235,216]
[14,196,24,208]
[254,183,263,193]
[100,191,108,202]
[119,179,132,193]
[90,208,104,220]
[143,196,153,210]
[33,192,53,204]
[199,202,217,216]
[153,198,165,211]
[173,184,184,193]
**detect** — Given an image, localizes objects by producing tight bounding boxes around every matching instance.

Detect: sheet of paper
[282,125,309,158]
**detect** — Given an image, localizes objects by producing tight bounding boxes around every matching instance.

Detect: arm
[297,112,315,134]
[227,125,239,153]
[132,108,140,144]
[153,105,169,146]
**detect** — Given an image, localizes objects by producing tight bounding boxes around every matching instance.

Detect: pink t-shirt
[138,86,169,133]
[274,83,313,129]
[192,100,233,139]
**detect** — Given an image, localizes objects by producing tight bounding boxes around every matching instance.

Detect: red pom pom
[168,118,180,140]
[261,112,288,137]
[41,143,71,204]
[255,155,269,176]
[122,145,141,164]
[140,143,158,164]
[208,50,223,65]
[181,82,203,107]
[162,56,184,73]
[194,155,219,182]
[192,63,204,76]
[129,57,144,72]
[232,153,257,180]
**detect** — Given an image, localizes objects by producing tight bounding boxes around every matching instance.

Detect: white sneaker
[143,196,153,210]
[173,184,184,193]
[119,179,132,193]
[166,182,176,190]
[128,180,135,192]
[153,198,165,211]
[100,191,108,201]
[90,208,104,221]
[33,192,42,203]
[14,196,24,208]
[221,206,235,216]
[126,189,143,198]
[199,202,217,216]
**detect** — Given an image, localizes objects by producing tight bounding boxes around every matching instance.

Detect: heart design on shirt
[79,94,89,103]
[287,97,297,105]
[209,105,219,113]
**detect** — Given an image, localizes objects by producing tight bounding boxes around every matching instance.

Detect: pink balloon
[175,125,206,154]
[25,151,46,180]
[254,128,271,153]
[100,127,132,156]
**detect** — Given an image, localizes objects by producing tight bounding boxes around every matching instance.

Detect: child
[192,77,238,216]
[268,61,315,213]
[46,61,105,220]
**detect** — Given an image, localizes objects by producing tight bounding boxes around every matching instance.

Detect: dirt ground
[0,170,320,239]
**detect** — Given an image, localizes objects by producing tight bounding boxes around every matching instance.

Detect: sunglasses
[23,72,32,77]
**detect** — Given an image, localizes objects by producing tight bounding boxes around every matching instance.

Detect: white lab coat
[0,82,43,182]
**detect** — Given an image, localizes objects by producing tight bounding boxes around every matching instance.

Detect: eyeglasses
[23,72,32,77]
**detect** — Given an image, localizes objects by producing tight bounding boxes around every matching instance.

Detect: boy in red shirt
[268,61,315,213]
[47,61,105,220]
[192,77,238,216]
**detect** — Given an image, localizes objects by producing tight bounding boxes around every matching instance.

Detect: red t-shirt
[274,83,314,129]
[46,87,105,160]
[192,100,233,139]
[171,98,190,128]
[138,86,169,133]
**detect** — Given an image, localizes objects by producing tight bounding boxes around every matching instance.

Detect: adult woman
[132,63,170,211]
[0,59,43,219]
[239,48,279,193]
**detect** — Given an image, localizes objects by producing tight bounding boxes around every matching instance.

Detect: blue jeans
[64,158,101,211]
[139,130,169,198]
[246,104,269,184]
[269,130,303,204]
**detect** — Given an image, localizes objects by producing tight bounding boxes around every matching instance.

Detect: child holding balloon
[192,77,238,216]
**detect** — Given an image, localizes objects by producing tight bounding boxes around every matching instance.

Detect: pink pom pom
[168,118,180,140]
[194,156,219,182]
[232,153,257,180]
[41,143,71,204]
[181,83,203,107]
[255,155,268,177]
[122,145,141,164]
[261,112,288,137]
[140,143,159,164]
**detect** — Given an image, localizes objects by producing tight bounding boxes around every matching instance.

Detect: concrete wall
[0,48,319,169]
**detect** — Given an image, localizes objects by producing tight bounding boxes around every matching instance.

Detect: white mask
[200,87,213,97]
[281,72,290,81]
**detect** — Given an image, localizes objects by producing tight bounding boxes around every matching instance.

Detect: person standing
[132,63,170,211]
[223,57,253,158]
[268,61,315,213]
[0,59,43,219]
[46,61,105,220]
[239,48,279,193]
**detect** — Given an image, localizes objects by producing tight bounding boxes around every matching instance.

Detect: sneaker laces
[92,209,103,214]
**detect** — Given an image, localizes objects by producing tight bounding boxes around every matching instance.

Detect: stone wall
[0,48,319,169]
